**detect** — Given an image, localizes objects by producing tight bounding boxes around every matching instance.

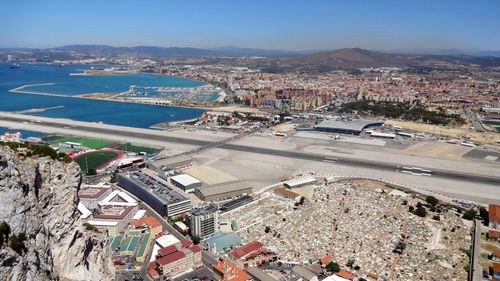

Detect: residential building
[148,240,202,278]
[213,259,252,281]
[191,204,219,239]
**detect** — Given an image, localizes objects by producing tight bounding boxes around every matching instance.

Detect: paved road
[471,219,484,281]
[2,114,500,185]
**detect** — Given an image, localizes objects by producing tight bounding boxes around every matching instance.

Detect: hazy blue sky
[1,0,499,50]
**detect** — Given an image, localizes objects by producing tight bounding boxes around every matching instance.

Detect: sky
[1,0,499,51]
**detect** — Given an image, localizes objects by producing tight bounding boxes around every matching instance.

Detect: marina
[0,63,207,128]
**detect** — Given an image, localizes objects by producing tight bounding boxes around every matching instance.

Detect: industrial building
[191,204,220,239]
[169,174,202,193]
[194,181,253,201]
[314,119,383,135]
[283,177,317,189]
[147,155,193,179]
[117,171,191,217]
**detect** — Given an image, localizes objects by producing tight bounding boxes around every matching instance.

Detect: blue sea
[0,63,205,128]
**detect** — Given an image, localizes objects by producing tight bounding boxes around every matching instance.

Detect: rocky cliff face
[0,146,114,281]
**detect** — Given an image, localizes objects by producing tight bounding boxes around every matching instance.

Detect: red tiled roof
[494,262,500,272]
[230,241,264,259]
[92,206,134,220]
[490,230,500,239]
[143,216,162,228]
[181,240,193,248]
[274,187,300,198]
[190,245,201,253]
[213,260,251,281]
[157,251,186,266]
[158,245,178,257]
[148,262,160,279]
[78,187,108,199]
[320,255,334,265]
[490,205,500,223]
[336,270,357,280]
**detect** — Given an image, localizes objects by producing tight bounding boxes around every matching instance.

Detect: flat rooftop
[170,174,201,186]
[151,155,191,167]
[197,181,252,197]
[314,119,383,132]
[191,204,218,216]
[125,171,190,205]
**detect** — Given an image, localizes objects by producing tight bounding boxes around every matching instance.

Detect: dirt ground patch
[401,142,472,160]
[385,119,500,144]
[185,165,236,185]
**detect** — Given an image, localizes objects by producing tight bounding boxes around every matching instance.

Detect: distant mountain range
[2,45,500,72]
[3,44,500,58]
[264,48,500,73]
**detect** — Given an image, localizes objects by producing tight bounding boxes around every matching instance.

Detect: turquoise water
[0,127,45,138]
[0,63,205,128]
[25,71,204,96]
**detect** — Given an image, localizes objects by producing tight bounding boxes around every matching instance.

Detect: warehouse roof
[204,232,242,252]
[197,181,252,197]
[246,267,277,281]
[292,266,317,281]
[151,155,191,167]
[284,177,317,188]
[170,174,202,186]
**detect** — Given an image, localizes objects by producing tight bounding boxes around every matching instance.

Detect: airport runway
[1,113,500,185]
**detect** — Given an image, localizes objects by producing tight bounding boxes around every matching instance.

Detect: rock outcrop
[0,146,114,281]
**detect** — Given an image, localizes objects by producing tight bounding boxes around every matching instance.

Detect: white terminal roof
[155,234,180,248]
[170,174,201,186]
[285,176,317,187]
[78,202,92,219]
[99,190,137,207]
[132,209,147,220]
[87,220,119,227]
[174,221,188,231]
[322,275,350,281]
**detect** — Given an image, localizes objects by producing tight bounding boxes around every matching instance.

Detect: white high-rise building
[191,204,219,239]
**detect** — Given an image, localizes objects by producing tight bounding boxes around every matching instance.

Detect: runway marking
[233,159,282,169]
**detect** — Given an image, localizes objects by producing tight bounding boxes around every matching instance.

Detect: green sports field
[74,150,122,172]
[44,135,114,149]
[112,143,161,154]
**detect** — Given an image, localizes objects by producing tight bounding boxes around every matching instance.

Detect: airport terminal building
[314,119,383,135]
[117,171,191,217]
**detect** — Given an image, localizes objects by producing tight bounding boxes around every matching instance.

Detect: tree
[415,206,427,217]
[479,207,489,225]
[9,233,27,255]
[326,261,340,273]
[463,209,477,220]
[110,171,118,183]
[192,235,201,245]
[346,259,355,268]
[425,196,439,206]
[264,226,271,233]
[62,155,73,163]
[0,221,11,243]
[87,169,97,176]
[83,222,96,231]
